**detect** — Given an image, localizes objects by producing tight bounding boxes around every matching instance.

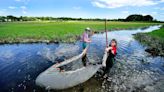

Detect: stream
[0,25,163,92]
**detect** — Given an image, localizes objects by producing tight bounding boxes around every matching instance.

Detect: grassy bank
[0,21,161,44]
[134,25,164,56]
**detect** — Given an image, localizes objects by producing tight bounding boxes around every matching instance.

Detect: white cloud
[8,6,17,9]
[22,10,27,14]
[92,1,106,8]
[20,6,27,14]
[20,6,26,9]
[73,6,81,10]
[92,0,158,8]
[160,0,164,2]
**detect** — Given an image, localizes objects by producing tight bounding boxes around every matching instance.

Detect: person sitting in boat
[81,27,92,66]
[104,39,117,74]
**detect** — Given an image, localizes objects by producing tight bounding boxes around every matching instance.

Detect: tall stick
[102,19,108,67]
[105,19,108,47]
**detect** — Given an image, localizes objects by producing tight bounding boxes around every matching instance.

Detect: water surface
[0,25,163,92]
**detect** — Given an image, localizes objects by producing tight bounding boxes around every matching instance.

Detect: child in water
[81,27,92,66]
[104,39,117,74]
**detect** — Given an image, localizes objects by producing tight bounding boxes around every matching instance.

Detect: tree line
[0,15,107,22]
[0,14,161,22]
[125,14,154,21]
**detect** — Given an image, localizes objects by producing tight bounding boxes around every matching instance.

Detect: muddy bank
[134,33,164,56]
[0,35,80,45]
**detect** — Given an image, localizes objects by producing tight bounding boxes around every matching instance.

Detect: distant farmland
[0,21,161,43]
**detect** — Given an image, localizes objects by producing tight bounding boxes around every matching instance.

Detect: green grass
[0,21,162,43]
[147,25,164,39]
[134,25,164,56]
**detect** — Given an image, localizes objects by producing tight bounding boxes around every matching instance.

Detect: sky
[0,0,164,21]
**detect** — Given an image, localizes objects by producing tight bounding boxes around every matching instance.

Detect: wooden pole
[105,19,108,47]
[102,19,108,67]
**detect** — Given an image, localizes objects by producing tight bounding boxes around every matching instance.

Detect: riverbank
[134,25,164,56]
[0,21,161,44]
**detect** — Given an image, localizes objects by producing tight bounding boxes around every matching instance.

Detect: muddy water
[0,26,163,92]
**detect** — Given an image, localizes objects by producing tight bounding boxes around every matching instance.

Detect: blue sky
[0,0,164,21]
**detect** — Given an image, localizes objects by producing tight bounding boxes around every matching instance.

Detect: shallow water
[0,25,164,92]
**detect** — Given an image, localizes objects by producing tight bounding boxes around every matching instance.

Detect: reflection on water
[0,26,163,92]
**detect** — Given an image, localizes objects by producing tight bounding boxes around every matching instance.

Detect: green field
[0,21,161,43]
[147,25,164,39]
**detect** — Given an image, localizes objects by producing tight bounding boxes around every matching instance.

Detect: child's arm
[105,47,112,52]
[106,47,116,55]
[84,38,91,43]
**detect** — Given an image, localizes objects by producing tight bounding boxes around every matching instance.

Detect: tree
[126,14,143,21]
[0,16,6,22]
[143,15,153,21]
[125,14,154,22]
[6,15,19,21]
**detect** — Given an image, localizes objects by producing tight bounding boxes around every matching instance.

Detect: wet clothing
[82,32,88,41]
[82,54,88,66]
[104,46,117,74]
[82,32,89,49]
[112,46,117,55]
[81,32,91,66]
[82,42,87,49]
